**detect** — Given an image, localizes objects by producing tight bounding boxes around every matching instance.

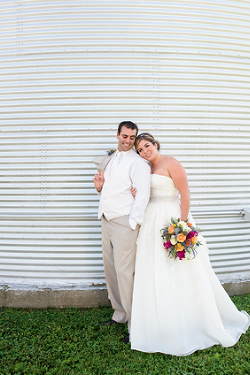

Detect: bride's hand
[131,187,137,198]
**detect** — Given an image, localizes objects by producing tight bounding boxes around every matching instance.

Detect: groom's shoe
[99,319,119,326]
[122,334,130,344]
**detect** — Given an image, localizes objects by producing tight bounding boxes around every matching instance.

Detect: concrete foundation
[221,280,250,297]
[0,275,249,309]
[0,285,111,309]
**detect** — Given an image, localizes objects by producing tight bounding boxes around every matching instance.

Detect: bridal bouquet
[161,218,201,260]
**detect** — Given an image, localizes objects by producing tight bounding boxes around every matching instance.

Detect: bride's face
[136,139,158,161]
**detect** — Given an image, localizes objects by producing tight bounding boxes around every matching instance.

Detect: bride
[130,132,250,356]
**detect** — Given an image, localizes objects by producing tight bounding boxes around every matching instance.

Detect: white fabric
[109,150,124,172]
[131,174,250,355]
[98,149,150,230]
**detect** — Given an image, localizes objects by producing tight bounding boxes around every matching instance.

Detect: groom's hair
[118,121,139,135]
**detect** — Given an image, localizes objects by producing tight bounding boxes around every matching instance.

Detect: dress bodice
[150,174,179,201]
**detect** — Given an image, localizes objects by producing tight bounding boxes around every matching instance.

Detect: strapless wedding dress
[130,174,250,355]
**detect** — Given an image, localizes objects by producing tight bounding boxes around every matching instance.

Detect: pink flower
[186,231,197,240]
[163,241,172,250]
[177,250,185,260]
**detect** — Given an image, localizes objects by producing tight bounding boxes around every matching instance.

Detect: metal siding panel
[0,1,250,286]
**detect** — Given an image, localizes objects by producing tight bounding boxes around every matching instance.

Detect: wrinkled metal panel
[0,1,250,286]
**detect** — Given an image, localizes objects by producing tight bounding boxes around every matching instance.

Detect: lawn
[0,294,249,375]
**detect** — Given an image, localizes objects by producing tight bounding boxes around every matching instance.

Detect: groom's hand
[93,172,104,192]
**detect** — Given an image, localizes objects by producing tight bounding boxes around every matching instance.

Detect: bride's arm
[131,187,137,198]
[167,157,190,221]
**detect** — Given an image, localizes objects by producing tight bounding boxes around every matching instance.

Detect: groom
[93,121,150,342]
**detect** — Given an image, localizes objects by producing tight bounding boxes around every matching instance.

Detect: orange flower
[192,236,198,245]
[187,222,192,227]
[168,226,175,234]
[185,239,191,246]
[177,233,186,242]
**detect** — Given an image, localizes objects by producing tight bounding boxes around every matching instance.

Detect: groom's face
[117,126,137,152]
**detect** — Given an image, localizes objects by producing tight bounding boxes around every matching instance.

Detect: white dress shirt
[98,149,150,230]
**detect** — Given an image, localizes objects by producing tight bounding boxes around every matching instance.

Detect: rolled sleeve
[129,159,151,228]
[129,217,138,231]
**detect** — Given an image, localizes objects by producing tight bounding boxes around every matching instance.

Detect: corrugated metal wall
[0,0,250,287]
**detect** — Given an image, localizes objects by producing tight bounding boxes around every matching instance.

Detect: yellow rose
[192,236,197,245]
[176,243,184,251]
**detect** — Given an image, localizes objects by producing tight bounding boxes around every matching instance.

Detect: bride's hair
[135,132,160,152]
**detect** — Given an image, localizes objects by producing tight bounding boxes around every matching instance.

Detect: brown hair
[117,121,138,135]
[135,132,160,153]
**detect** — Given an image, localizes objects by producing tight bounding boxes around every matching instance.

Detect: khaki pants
[101,215,139,332]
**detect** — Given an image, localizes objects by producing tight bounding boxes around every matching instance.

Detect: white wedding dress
[130,174,250,355]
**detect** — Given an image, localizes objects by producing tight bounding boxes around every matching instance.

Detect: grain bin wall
[0,1,250,291]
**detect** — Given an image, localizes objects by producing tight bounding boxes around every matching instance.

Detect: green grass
[0,294,250,375]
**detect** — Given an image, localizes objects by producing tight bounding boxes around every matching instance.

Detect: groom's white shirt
[98,149,150,230]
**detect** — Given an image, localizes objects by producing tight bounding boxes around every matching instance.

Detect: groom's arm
[129,159,151,230]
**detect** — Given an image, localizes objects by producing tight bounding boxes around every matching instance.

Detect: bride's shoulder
[162,155,177,164]
[162,155,183,171]
[164,156,187,178]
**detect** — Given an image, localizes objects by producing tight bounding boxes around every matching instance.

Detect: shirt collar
[116,148,134,157]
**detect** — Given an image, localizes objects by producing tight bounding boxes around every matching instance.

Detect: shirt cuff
[129,217,138,231]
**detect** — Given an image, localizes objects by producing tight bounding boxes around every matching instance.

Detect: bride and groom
[93,121,249,356]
